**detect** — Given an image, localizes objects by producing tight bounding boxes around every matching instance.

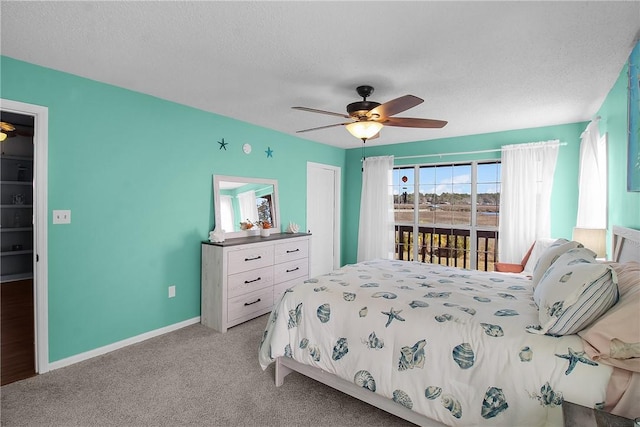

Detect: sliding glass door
[393,161,501,271]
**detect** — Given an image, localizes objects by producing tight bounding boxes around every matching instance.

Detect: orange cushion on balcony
[494,262,525,273]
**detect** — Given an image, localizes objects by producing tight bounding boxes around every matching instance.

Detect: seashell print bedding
[258,259,613,426]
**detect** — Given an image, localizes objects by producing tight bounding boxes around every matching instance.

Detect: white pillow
[531,239,583,289]
[530,248,618,337]
[523,238,557,274]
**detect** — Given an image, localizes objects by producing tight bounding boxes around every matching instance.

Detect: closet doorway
[307,162,341,277]
[1,99,49,384]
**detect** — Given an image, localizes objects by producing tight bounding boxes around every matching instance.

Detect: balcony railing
[395,225,499,271]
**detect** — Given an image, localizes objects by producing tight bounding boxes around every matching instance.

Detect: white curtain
[219,195,235,232]
[576,120,607,228]
[237,190,259,223]
[357,155,395,262]
[498,140,560,263]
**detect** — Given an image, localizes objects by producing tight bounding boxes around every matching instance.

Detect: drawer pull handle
[286,249,300,253]
[244,298,261,306]
[244,277,261,284]
[245,255,262,261]
[286,267,300,273]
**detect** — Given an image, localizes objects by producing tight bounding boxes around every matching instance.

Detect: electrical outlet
[168,285,176,298]
[53,210,71,224]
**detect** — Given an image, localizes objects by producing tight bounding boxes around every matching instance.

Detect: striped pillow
[529,247,618,336]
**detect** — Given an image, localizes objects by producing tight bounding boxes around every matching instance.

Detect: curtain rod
[394,142,568,161]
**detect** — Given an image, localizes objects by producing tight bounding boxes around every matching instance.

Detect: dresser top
[202,232,311,247]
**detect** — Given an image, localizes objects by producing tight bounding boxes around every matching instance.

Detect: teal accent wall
[342,124,586,264]
[1,56,345,362]
[597,42,640,232]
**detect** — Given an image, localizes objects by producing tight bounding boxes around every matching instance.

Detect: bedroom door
[307,162,341,277]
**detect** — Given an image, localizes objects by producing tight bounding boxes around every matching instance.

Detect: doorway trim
[2,99,49,373]
[307,162,341,271]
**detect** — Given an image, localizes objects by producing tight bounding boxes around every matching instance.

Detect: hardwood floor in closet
[1,278,35,385]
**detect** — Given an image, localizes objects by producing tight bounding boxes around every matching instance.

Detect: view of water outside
[392,162,501,270]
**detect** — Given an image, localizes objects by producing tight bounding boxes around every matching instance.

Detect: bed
[258,226,640,426]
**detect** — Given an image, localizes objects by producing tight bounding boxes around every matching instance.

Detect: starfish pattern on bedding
[381,307,405,327]
[554,347,598,375]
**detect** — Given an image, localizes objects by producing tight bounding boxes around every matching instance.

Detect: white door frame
[307,162,341,271]
[1,98,49,373]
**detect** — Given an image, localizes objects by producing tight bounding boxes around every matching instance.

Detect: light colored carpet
[1,315,413,426]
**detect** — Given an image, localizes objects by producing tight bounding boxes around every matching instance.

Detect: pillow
[531,239,584,289]
[529,247,618,336]
[532,246,597,305]
[523,238,558,274]
[578,261,640,372]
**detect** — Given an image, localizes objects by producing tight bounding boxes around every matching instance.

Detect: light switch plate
[53,210,71,224]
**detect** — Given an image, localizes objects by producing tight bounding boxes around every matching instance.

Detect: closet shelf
[0,227,33,233]
[1,273,33,283]
[1,181,32,185]
[0,155,33,162]
[0,250,33,257]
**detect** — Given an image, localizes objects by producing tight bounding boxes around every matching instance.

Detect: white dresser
[201,233,311,332]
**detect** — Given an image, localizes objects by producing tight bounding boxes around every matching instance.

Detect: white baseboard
[48,316,201,371]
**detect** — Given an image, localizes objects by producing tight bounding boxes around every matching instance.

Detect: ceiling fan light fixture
[346,121,383,140]
[0,122,15,142]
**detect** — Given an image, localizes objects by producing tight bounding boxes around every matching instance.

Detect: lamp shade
[572,227,606,258]
[346,121,383,140]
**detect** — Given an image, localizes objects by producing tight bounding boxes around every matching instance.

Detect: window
[393,161,501,271]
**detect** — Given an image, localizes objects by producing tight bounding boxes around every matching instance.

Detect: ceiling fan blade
[0,122,16,132]
[292,106,350,119]
[368,95,423,119]
[296,122,350,133]
[384,117,448,128]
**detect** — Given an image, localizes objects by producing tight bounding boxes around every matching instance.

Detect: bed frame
[274,225,640,427]
[612,225,640,263]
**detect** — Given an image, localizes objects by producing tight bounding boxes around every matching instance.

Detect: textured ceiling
[1,1,639,149]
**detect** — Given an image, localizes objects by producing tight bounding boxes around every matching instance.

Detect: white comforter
[259,259,613,426]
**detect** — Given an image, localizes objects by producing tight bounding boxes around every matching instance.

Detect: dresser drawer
[228,266,274,299]
[274,239,309,264]
[228,245,274,275]
[227,287,274,323]
[274,258,309,284]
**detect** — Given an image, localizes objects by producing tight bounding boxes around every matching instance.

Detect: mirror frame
[213,174,280,238]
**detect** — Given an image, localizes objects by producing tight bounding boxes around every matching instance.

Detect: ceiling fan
[292,85,447,142]
[0,121,33,141]
[0,122,16,142]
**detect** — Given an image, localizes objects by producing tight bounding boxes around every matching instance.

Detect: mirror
[213,175,280,238]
